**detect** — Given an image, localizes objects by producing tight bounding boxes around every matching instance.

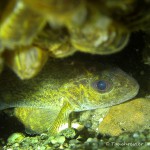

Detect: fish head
[63,66,139,111]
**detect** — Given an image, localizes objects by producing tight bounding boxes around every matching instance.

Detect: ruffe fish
[0,58,139,135]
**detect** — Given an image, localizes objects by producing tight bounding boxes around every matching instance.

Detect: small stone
[37,145,46,150]
[61,128,77,139]
[53,143,60,148]
[40,133,49,140]
[69,139,80,144]
[31,137,38,144]
[7,133,25,144]
[86,137,93,142]
[55,136,66,144]
[50,135,65,145]
[50,138,57,145]
[138,133,146,141]
[98,139,104,146]
[84,121,92,128]
[133,133,139,138]
[14,143,19,147]
[147,142,150,146]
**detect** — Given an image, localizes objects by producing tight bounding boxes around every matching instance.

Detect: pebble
[7,133,25,144]
[61,128,77,139]
[3,128,150,150]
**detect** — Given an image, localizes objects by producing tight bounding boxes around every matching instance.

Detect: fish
[0,58,139,135]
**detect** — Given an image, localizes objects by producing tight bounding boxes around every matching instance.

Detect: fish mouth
[115,74,140,105]
[125,85,139,100]
[108,83,140,108]
[75,104,99,111]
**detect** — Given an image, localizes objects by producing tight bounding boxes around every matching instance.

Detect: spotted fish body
[0,58,139,134]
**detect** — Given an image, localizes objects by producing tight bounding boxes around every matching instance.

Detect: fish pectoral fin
[14,107,62,134]
[48,102,73,135]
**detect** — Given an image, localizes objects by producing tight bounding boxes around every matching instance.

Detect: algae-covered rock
[98,98,150,136]
[78,107,110,132]
[7,133,25,144]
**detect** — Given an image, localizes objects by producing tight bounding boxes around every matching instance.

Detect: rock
[7,133,25,144]
[98,98,150,136]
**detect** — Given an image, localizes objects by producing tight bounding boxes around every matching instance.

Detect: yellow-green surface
[0,0,46,49]
[0,58,139,135]
[99,98,150,136]
[4,46,48,79]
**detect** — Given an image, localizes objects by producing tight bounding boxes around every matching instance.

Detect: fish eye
[97,81,107,90]
[92,80,112,92]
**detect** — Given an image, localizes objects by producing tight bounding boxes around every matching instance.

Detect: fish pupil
[97,80,107,91]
